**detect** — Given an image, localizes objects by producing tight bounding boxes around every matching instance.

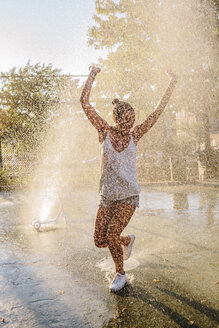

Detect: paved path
[0,185,218,327]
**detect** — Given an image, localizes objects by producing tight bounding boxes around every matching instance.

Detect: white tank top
[99,131,141,200]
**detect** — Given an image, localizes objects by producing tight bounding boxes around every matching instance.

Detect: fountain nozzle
[32,217,58,231]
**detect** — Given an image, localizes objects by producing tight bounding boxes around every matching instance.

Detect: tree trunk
[0,137,3,170]
[201,111,212,178]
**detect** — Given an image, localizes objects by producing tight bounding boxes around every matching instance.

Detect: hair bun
[112,98,120,105]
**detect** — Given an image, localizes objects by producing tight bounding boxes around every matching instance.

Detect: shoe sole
[110,281,127,292]
[123,235,135,261]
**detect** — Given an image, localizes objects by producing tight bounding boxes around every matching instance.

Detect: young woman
[80,66,177,292]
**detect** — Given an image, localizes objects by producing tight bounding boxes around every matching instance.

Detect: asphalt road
[0,184,218,328]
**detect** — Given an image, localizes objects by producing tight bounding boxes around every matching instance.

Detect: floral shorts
[98,195,139,208]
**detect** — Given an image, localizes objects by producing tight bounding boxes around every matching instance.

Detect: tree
[0,62,62,145]
[88,0,218,163]
[0,62,80,168]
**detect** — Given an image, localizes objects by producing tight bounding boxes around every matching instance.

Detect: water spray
[32,204,67,231]
[32,186,70,232]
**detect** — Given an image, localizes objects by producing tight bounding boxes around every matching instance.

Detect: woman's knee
[94,233,108,248]
[94,206,112,248]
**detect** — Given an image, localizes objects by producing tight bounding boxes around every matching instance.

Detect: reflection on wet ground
[0,185,218,327]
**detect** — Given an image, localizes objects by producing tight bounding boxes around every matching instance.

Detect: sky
[0,0,107,75]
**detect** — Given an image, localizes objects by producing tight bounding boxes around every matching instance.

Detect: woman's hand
[166,69,177,81]
[89,65,101,75]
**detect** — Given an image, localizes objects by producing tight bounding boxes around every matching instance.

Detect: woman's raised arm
[132,70,177,144]
[80,67,109,136]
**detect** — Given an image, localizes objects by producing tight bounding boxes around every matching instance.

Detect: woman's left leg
[106,202,136,275]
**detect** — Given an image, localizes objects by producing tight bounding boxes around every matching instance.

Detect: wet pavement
[0,184,219,328]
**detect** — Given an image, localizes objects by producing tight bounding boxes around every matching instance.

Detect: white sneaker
[109,273,127,292]
[123,234,135,261]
